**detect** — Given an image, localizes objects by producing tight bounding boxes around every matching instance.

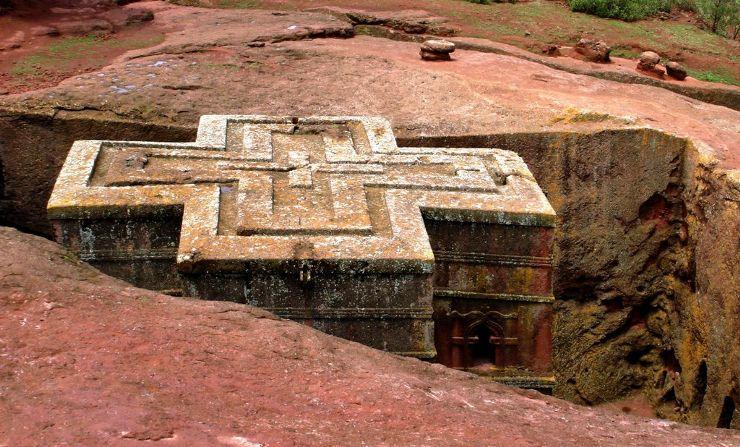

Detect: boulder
[30,25,60,37]
[574,38,611,63]
[0,31,24,51]
[666,61,687,81]
[56,18,114,35]
[99,7,154,27]
[637,51,661,71]
[420,39,455,61]
[421,39,455,53]
[542,44,561,57]
[121,7,154,25]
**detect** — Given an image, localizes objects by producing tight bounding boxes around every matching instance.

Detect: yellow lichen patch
[48,115,556,268]
[550,107,626,125]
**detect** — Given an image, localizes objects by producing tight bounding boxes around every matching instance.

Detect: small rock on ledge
[637,51,661,71]
[574,38,611,63]
[636,51,666,78]
[542,45,561,57]
[665,61,687,81]
[420,39,455,61]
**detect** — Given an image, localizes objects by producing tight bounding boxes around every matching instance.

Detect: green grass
[10,55,47,76]
[567,0,671,21]
[550,107,617,124]
[660,22,727,54]
[47,35,102,54]
[470,19,523,36]
[212,0,259,7]
[12,35,106,75]
[445,0,738,86]
[512,3,548,20]
[688,69,740,86]
[610,47,642,59]
[9,34,164,78]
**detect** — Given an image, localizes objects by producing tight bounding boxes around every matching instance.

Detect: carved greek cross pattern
[48,115,554,272]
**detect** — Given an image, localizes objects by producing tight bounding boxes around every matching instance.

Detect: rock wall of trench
[0,109,195,235]
[0,110,737,428]
[401,129,739,429]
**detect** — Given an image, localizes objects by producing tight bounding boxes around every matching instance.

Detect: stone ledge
[434,290,556,303]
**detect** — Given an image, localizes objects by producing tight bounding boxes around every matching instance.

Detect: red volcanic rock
[666,61,688,81]
[637,51,661,71]
[99,6,154,27]
[29,25,60,36]
[575,38,611,63]
[0,225,738,446]
[0,31,24,51]
[56,18,114,35]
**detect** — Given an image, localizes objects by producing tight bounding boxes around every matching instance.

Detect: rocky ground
[1,226,738,446]
[0,0,162,93]
[244,0,740,87]
[1,1,737,168]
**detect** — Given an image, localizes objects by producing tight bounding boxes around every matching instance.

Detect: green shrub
[689,69,740,85]
[567,0,672,21]
[694,0,739,37]
[670,0,698,11]
[465,0,519,4]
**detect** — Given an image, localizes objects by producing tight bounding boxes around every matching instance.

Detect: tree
[695,0,739,37]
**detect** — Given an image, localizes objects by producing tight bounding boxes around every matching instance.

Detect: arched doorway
[465,318,506,367]
[435,310,518,370]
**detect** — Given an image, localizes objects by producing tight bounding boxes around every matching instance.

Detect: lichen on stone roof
[48,115,555,272]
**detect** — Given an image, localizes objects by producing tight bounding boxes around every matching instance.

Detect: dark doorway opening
[0,155,5,199]
[465,319,507,369]
[717,396,736,429]
[692,360,708,410]
[469,324,495,367]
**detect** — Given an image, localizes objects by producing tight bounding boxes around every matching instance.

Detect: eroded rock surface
[574,38,611,63]
[1,226,738,446]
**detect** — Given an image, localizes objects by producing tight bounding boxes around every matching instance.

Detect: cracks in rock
[121,429,176,442]
[127,43,216,61]
[260,26,354,44]
[161,84,206,91]
[50,104,129,121]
